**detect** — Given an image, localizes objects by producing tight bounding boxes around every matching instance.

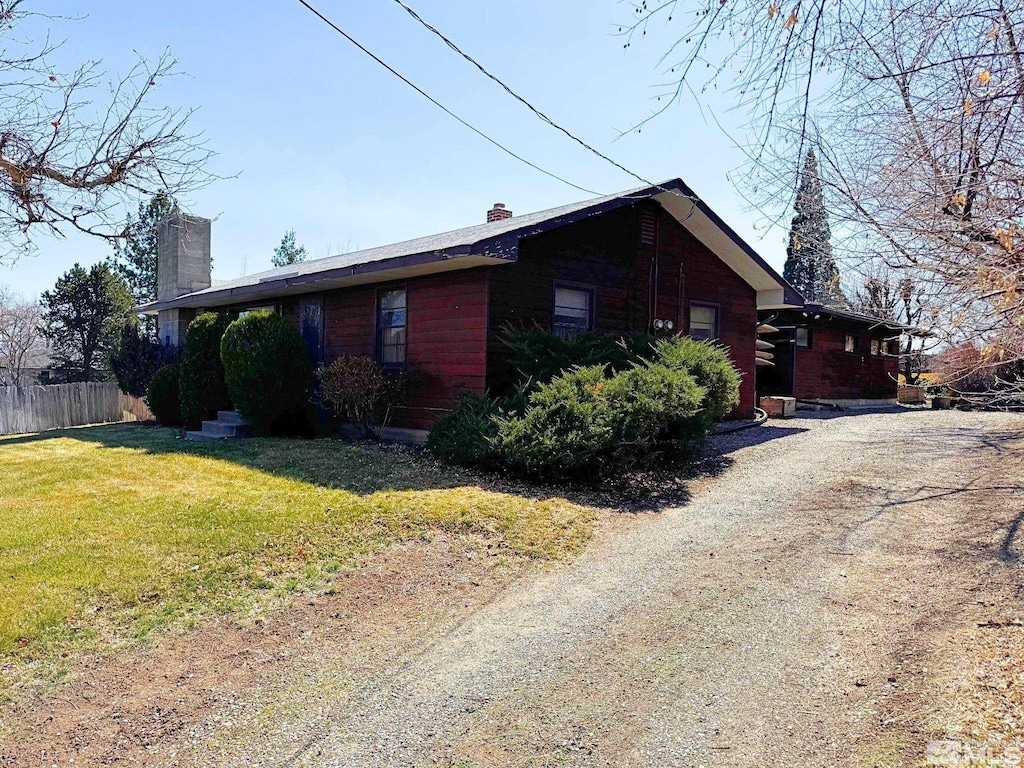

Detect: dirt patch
[0,534,532,767]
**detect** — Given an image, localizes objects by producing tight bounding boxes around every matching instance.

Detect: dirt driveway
[7,409,1024,767]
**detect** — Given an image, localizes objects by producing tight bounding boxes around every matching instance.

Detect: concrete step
[185,430,220,442]
[217,410,250,425]
[200,420,248,438]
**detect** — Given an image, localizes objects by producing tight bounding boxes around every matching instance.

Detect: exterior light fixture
[665,320,675,331]
[654,319,665,330]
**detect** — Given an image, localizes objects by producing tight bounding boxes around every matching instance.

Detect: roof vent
[487,203,512,223]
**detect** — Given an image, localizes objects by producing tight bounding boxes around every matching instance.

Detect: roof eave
[138,249,507,314]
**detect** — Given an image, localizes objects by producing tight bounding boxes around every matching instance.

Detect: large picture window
[377,288,407,366]
[689,302,720,341]
[553,285,593,340]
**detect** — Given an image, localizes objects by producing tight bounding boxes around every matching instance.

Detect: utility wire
[389,0,663,192]
[295,0,600,196]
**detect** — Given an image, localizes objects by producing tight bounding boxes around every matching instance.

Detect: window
[796,327,812,348]
[886,339,900,356]
[845,333,858,353]
[377,288,407,366]
[239,305,276,318]
[689,302,719,341]
[553,285,593,340]
[870,338,880,356]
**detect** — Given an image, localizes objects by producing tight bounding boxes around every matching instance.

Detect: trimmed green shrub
[426,393,500,466]
[652,336,741,433]
[146,364,182,426]
[492,366,613,478]
[502,326,639,384]
[428,330,742,481]
[179,312,233,429]
[602,362,706,454]
[221,311,314,436]
[317,355,403,437]
[492,361,707,480]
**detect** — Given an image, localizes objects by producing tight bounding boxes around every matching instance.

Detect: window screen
[377,288,407,366]
[689,303,719,341]
[553,286,592,340]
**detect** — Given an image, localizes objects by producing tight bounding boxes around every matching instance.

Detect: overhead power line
[295,0,600,196]
[389,0,657,189]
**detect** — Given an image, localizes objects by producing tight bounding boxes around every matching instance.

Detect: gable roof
[140,179,801,314]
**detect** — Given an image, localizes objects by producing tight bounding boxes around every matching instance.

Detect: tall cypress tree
[783,149,845,305]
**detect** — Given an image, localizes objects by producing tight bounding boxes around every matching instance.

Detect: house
[756,303,917,405]
[141,179,806,432]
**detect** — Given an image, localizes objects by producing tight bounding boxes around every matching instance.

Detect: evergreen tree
[40,264,134,382]
[109,193,179,305]
[108,193,178,337]
[783,149,845,306]
[273,229,307,268]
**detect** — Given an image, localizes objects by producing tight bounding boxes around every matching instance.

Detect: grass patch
[0,424,594,689]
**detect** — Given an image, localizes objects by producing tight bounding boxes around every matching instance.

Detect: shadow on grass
[0,423,473,496]
[0,418,812,513]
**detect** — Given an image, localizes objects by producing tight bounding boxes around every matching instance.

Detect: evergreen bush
[179,312,233,429]
[110,323,168,397]
[146,364,182,426]
[652,336,741,435]
[220,311,314,436]
[426,393,500,467]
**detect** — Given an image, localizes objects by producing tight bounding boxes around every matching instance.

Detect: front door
[299,294,325,367]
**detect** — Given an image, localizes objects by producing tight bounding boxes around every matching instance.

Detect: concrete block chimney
[487,203,512,223]
[156,213,211,348]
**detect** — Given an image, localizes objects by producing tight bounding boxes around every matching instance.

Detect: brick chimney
[156,213,212,348]
[487,203,512,223]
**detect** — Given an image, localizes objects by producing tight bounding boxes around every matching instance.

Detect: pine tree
[109,193,179,306]
[40,264,134,382]
[108,193,178,338]
[273,229,307,268]
[783,149,845,306]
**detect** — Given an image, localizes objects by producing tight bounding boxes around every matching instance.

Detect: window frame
[375,285,408,369]
[552,282,596,340]
[688,300,721,342]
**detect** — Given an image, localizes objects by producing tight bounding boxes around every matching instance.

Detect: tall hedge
[179,312,233,429]
[220,311,313,435]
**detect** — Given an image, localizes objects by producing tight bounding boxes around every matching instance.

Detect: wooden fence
[0,382,154,436]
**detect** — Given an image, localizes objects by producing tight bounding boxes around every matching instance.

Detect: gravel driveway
[237,408,1021,768]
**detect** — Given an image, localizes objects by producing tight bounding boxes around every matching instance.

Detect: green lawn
[0,425,594,677]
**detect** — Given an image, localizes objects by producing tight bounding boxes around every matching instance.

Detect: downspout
[652,211,660,328]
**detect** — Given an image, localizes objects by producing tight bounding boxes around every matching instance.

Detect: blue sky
[2,0,790,298]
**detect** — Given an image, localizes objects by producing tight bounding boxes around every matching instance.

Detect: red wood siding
[792,324,899,400]
[321,270,490,429]
[486,204,758,418]
[657,209,758,418]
